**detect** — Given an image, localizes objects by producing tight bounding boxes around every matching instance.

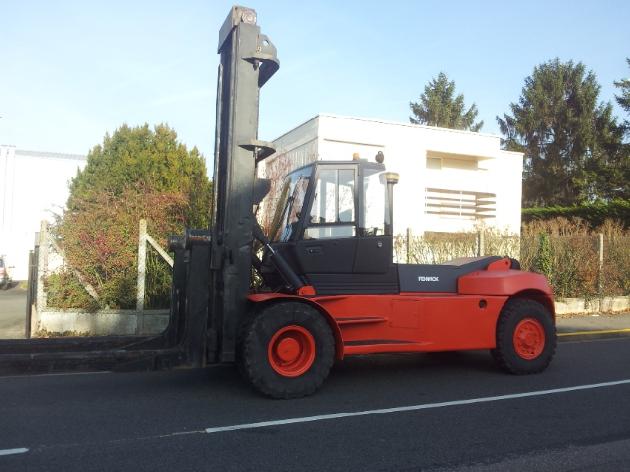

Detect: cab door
[295,166,358,274]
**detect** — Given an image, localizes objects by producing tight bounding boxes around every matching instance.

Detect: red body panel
[458,269,552,297]
[248,268,553,359]
[314,294,506,355]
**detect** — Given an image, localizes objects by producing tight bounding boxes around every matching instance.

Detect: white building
[0,145,86,280]
[262,114,523,236]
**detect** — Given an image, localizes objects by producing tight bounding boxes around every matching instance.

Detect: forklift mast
[208,6,279,362]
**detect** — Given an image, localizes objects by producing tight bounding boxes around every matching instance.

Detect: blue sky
[1,0,629,171]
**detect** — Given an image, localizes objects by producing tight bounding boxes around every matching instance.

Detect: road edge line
[558,328,630,337]
[205,378,630,434]
[0,448,29,456]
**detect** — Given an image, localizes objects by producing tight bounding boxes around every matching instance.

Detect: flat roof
[15,149,86,161]
[272,113,504,142]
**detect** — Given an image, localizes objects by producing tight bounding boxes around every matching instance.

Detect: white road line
[205,378,630,434]
[0,448,29,456]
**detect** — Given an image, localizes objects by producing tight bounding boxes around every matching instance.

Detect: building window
[425,188,496,220]
[426,152,480,171]
[426,157,441,169]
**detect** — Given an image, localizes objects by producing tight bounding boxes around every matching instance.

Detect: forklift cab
[262,160,400,295]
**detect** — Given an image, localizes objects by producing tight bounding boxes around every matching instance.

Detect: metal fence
[26,220,173,337]
[395,229,630,299]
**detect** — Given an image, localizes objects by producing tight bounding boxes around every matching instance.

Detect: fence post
[25,249,34,339]
[36,221,48,311]
[597,233,604,307]
[136,219,147,334]
[31,221,49,337]
[406,227,412,263]
[477,230,485,257]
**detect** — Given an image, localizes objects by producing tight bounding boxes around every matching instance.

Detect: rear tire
[237,302,335,399]
[492,298,556,374]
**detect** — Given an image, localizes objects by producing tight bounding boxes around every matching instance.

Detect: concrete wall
[32,307,170,336]
[0,145,86,280]
[555,296,630,315]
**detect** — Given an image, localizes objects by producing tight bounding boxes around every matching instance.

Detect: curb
[557,328,630,342]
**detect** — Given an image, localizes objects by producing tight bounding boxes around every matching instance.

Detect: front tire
[237,302,335,399]
[492,298,556,374]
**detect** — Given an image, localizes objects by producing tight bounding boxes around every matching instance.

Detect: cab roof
[287,159,386,176]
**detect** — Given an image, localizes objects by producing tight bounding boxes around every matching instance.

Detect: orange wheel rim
[268,325,316,377]
[513,318,545,360]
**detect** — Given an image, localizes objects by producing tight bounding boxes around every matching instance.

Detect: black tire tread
[492,298,557,375]
[237,302,335,399]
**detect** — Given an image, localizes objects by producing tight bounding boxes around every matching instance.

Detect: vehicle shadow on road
[332,350,498,377]
[0,350,502,410]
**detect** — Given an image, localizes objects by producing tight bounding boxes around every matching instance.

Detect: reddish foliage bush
[46,124,211,310]
[49,187,189,309]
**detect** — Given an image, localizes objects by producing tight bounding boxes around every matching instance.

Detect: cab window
[360,169,386,236]
[305,168,356,239]
[274,168,311,242]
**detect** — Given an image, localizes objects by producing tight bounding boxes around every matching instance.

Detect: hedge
[395,219,629,299]
[522,199,630,228]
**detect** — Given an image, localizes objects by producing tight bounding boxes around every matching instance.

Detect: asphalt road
[0,287,26,339]
[1,335,630,471]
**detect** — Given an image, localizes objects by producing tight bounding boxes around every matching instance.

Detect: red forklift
[0,6,556,398]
